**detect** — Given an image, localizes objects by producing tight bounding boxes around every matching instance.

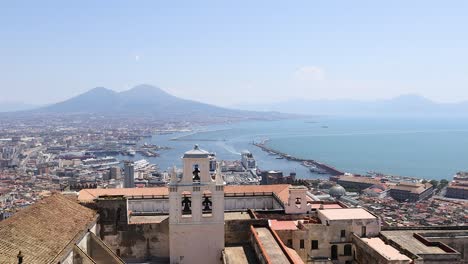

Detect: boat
[276,156,284,159]
[82,156,119,169]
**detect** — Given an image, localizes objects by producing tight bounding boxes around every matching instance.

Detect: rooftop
[78,184,292,204]
[391,183,433,194]
[356,236,411,261]
[224,245,259,264]
[318,208,376,221]
[183,144,211,158]
[225,211,253,220]
[0,194,97,264]
[338,175,382,184]
[380,230,450,255]
[270,220,298,231]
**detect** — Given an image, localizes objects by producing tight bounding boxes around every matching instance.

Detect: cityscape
[1,1,468,264]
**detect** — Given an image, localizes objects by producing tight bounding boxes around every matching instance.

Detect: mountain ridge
[34,84,293,121]
[234,94,468,116]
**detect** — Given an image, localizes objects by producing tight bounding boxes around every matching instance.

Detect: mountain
[37,84,291,121]
[234,94,468,117]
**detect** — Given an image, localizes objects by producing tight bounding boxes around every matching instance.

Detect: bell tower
[169,145,225,264]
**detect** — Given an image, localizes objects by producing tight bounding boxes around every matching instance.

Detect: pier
[253,142,344,176]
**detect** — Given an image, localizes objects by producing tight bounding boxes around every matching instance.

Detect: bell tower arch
[169,145,225,264]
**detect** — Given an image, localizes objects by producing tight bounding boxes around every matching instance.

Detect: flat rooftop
[270,220,298,231]
[225,211,253,220]
[319,208,376,221]
[224,245,259,264]
[380,230,448,255]
[254,227,290,264]
[357,237,411,261]
[128,215,169,224]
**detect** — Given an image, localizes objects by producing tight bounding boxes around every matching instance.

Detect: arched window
[181,192,192,216]
[344,244,352,256]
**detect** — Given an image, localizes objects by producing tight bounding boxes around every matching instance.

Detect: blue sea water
[124,117,468,180]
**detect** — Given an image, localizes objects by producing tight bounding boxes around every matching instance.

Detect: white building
[169,145,225,264]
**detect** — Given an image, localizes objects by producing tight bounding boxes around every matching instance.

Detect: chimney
[17,251,23,264]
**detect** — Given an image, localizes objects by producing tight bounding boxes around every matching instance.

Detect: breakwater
[253,142,344,176]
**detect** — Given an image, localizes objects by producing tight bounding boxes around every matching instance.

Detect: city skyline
[1,1,468,106]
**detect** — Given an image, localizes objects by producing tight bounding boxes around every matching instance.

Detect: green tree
[439,179,449,187]
[429,180,438,188]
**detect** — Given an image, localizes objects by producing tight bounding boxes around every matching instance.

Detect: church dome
[329,185,346,198]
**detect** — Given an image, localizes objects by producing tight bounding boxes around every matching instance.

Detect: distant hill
[234,94,468,117]
[37,84,292,121]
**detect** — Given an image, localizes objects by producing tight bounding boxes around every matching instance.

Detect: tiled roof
[78,187,169,202]
[0,194,97,264]
[225,184,291,203]
[78,184,292,204]
[390,183,432,194]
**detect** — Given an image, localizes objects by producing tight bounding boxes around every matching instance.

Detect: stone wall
[422,232,468,263]
[352,235,410,264]
[225,218,268,245]
[101,219,170,262]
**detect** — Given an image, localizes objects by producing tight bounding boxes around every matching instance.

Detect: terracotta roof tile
[78,184,292,204]
[0,194,97,264]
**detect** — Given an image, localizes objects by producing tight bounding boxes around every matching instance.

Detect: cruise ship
[82,156,119,169]
[134,159,151,170]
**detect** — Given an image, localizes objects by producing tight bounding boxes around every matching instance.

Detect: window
[287,239,293,247]
[311,240,318,250]
[361,226,367,237]
[300,239,304,249]
[331,245,338,260]
[341,230,346,238]
[344,244,352,256]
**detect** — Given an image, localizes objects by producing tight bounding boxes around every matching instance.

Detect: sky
[0,1,467,107]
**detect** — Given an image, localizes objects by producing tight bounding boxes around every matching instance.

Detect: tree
[422,180,428,184]
[439,179,449,187]
[429,180,438,188]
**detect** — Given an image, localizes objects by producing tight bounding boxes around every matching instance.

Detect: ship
[134,159,151,170]
[82,156,119,169]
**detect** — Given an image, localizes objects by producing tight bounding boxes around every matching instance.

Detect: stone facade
[168,145,225,264]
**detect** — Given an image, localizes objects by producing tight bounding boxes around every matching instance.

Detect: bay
[121,117,468,180]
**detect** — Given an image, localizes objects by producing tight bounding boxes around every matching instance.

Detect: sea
[119,117,468,180]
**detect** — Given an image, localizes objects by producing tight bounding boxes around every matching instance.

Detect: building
[329,184,347,199]
[446,173,468,199]
[378,228,466,263]
[352,236,412,264]
[389,182,433,202]
[241,150,256,170]
[336,175,383,191]
[168,145,225,264]
[110,166,122,179]
[261,170,296,185]
[123,161,135,188]
[0,193,123,264]
[3,146,467,264]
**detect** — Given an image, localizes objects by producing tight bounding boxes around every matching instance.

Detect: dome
[329,185,346,198]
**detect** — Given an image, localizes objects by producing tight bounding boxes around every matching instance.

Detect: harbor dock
[253,142,344,176]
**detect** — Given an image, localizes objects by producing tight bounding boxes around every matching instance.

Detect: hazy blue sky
[1,1,467,106]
